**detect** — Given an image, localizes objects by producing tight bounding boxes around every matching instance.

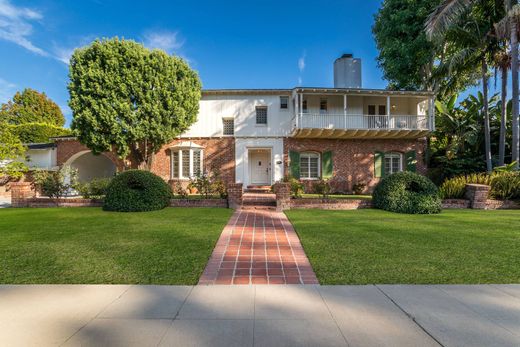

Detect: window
[368,105,376,115]
[171,148,203,179]
[300,152,320,179]
[280,96,288,109]
[256,106,268,125]
[384,153,402,175]
[320,98,328,113]
[222,118,234,135]
[302,100,308,113]
[378,105,387,115]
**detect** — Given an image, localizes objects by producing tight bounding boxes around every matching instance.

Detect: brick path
[199,209,319,285]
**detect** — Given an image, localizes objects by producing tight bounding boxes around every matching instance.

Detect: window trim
[300,151,321,180]
[170,148,204,180]
[255,105,268,125]
[384,152,403,175]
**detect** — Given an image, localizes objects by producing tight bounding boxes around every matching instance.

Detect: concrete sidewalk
[0,284,519,347]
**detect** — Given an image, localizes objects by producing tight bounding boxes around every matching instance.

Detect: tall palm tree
[494,50,511,166]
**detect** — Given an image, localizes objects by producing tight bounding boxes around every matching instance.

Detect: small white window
[280,96,288,109]
[384,153,402,175]
[256,106,268,125]
[300,152,320,180]
[171,148,204,179]
[222,118,234,135]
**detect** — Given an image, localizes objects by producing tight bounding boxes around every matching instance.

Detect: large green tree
[68,38,202,169]
[0,126,27,181]
[373,0,442,90]
[0,88,65,126]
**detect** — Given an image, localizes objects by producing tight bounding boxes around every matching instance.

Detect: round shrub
[373,171,442,214]
[103,170,172,212]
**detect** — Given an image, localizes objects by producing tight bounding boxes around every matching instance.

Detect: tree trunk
[482,59,493,173]
[499,64,508,166]
[512,18,520,168]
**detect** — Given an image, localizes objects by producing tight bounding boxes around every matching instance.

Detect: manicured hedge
[103,170,172,212]
[373,171,441,214]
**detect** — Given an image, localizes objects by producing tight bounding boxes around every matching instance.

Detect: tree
[0,126,28,181]
[494,50,510,165]
[373,0,442,90]
[68,38,202,169]
[7,123,71,143]
[0,88,65,126]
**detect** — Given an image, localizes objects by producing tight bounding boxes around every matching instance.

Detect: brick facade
[283,137,427,193]
[151,137,236,188]
[55,138,124,170]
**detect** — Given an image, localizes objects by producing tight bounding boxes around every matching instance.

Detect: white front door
[249,150,271,185]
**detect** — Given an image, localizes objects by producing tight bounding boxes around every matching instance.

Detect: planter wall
[170,199,228,208]
[289,198,372,210]
[24,198,103,208]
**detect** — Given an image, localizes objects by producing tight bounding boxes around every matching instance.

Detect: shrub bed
[373,172,442,214]
[103,170,172,212]
[440,172,520,200]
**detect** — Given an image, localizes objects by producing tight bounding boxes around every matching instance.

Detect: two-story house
[15,54,434,194]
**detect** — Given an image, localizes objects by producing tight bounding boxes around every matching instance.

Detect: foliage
[171,181,188,198]
[188,172,212,198]
[69,38,202,169]
[33,167,78,200]
[372,0,442,90]
[493,161,518,172]
[8,122,71,143]
[313,179,332,198]
[439,171,520,200]
[0,88,65,126]
[0,126,27,180]
[103,170,172,212]
[352,181,367,195]
[75,178,112,199]
[373,171,442,214]
[282,175,304,198]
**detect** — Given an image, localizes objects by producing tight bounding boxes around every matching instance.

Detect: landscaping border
[170,199,228,208]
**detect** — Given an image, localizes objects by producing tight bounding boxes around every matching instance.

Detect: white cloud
[52,36,94,65]
[0,0,47,56]
[0,77,16,104]
[298,54,306,72]
[142,30,184,54]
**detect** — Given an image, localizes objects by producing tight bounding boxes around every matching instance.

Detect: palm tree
[494,50,511,166]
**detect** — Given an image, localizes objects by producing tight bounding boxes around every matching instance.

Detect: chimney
[333,54,362,88]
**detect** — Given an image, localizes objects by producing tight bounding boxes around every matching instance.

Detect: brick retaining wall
[25,198,103,208]
[170,199,228,208]
[289,198,372,210]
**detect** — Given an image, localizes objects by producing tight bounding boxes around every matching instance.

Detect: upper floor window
[280,96,288,109]
[256,106,268,125]
[368,105,376,115]
[379,105,387,115]
[300,152,320,180]
[368,104,387,115]
[171,148,203,179]
[222,118,234,135]
[320,98,328,113]
[384,152,402,175]
[302,100,308,113]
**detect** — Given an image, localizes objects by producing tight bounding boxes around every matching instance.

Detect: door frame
[247,147,272,186]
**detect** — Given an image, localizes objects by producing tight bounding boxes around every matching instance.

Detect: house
[9,54,434,194]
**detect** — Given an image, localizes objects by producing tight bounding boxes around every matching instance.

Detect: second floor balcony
[290,88,435,139]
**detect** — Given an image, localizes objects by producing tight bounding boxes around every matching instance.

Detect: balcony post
[344,94,347,129]
[299,92,303,126]
[386,96,391,128]
[294,92,299,128]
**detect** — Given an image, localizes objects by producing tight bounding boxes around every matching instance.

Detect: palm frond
[426,0,474,40]
[494,4,520,39]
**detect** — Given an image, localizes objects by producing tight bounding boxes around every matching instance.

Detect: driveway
[0,284,519,346]
[0,197,10,208]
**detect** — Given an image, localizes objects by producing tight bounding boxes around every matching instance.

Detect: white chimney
[334,54,362,88]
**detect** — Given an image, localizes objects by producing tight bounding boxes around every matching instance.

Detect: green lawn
[0,207,232,284]
[301,194,372,200]
[286,209,520,284]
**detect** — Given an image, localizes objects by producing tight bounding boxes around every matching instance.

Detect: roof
[202,87,434,97]
[26,143,57,150]
[49,135,77,141]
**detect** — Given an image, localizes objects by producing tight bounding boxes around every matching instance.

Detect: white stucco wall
[25,148,57,169]
[235,138,284,186]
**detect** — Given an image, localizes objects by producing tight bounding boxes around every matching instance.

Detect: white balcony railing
[293,113,429,131]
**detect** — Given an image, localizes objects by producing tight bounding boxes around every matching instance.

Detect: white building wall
[25,149,57,169]
[235,138,284,186]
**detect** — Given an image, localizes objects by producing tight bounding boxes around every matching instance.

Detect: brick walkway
[199,209,319,285]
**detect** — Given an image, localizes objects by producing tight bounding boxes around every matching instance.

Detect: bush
[75,177,112,199]
[491,172,520,200]
[352,181,367,195]
[313,179,332,198]
[282,175,304,198]
[33,166,77,200]
[9,122,71,143]
[373,171,441,214]
[439,173,492,199]
[439,172,520,200]
[103,170,172,212]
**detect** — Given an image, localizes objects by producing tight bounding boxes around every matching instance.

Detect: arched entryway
[64,150,116,182]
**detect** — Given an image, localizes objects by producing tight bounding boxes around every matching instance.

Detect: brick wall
[284,137,427,193]
[55,139,124,170]
[152,137,236,186]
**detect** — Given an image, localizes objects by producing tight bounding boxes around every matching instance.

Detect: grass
[0,207,232,284]
[300,194,372,200]
[286,209,520,284]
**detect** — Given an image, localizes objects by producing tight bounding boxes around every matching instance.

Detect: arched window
[170,142,204,179]
[384,152,402,175]
[300,152,320,179]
